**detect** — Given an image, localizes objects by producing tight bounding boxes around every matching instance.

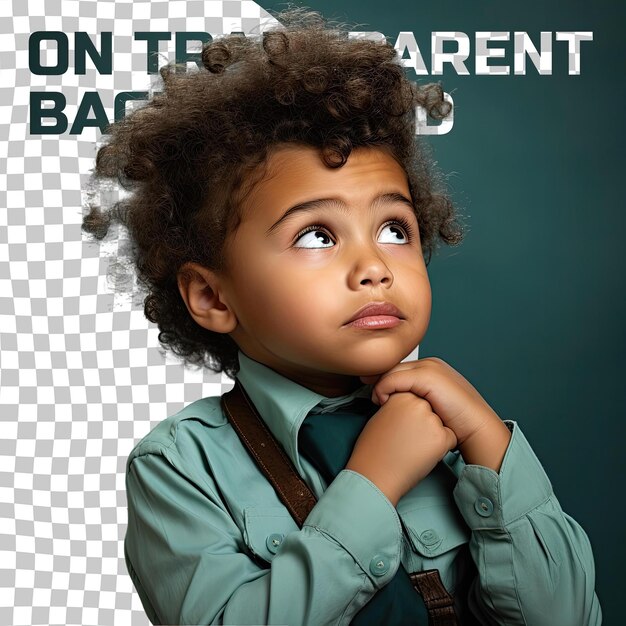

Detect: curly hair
[82,6,465,379]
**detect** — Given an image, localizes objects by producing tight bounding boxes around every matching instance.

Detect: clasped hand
[360,357,500,446]
[345,357,512,505]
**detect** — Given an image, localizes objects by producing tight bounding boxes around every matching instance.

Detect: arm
[125,449,403,626]
[363,357,602,624]
[451,421,602,626]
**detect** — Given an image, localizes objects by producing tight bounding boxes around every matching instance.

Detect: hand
[345,391,458,506]
[361,357,512,471]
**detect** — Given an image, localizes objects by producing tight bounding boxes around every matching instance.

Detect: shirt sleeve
[125,445,403,626]
[451,420,602,626]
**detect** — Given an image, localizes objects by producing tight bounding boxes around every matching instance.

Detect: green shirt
[125,350,602,625]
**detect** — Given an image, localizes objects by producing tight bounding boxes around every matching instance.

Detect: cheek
[416,274,432,305]
[402,266,432,316]
[418,276,432,311]
[269,275,330,323]
[272,278,343,345]
[233,263,321,328]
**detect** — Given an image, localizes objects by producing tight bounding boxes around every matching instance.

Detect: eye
[293,226,334,249]
[378,218,413,244]
[292,216,415,249]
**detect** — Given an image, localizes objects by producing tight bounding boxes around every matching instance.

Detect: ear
[177,262,237,334]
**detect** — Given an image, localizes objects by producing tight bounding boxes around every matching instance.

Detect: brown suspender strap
[409,571,459,626]
[221,379,459,626]
[221,379,317,527]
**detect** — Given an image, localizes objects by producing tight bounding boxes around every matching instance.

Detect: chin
[342,354,408,377]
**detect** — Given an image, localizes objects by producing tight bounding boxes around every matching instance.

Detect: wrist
[345,460,402,507]
[458,419,512,473]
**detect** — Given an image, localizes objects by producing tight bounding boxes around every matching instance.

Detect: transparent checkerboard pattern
[0,2,278,625]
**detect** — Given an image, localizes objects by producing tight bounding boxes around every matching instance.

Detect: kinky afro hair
[82,6,465,378]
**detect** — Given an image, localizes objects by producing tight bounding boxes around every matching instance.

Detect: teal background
[262,2,625,623]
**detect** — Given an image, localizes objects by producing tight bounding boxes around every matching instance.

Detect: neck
[290,373,364,398]
[254,359,364,397]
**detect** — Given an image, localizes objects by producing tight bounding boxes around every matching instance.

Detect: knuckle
[411,395,433,412]
[424,356,445,367]
[386,392,434,415]
[391,392,426,409]
[432,424,450,448]
[425,412,442,428]
[390,390,413,403]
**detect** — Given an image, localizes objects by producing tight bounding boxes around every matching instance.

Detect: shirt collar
[234,350,373,475]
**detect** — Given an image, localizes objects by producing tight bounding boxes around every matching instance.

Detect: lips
[345,302,404,324]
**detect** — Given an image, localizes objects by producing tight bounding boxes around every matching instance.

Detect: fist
[361,357,501,446]
[345,391,457,507]
[360,357,512,474]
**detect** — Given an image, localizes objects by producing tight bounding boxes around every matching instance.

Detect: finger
[374,365,432,404]
[443,426,458,452]
[375,361,419,383]
[362,362,419,401]
[360,360,419,386]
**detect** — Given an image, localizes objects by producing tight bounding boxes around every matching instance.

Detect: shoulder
[126,394,228,472]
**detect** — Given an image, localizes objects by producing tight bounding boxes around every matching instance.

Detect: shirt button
[266,533,284,554]
[369,555,390,576]
[474,497,494,517]
[420,529,439,546]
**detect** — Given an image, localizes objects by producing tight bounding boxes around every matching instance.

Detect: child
[84,7,602,625]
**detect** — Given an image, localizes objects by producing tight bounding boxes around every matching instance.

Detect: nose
[347,246,394,290]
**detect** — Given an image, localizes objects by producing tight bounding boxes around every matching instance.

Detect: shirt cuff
[452,420,554,530]
[304,469,403,588]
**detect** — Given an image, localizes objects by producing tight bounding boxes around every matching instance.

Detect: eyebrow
[265,192,416,236]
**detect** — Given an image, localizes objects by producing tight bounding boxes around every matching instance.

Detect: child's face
[219,144,432,396]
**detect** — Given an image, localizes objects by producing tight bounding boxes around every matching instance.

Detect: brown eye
[293,226,334,249]
[378,222,409,244]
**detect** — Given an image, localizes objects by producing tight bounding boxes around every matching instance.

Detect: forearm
[452,421,602,625]
[464,496,602,626]
[127,453,404,626]
[218,470,404,626]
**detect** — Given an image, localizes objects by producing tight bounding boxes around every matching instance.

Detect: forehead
[238,144,411,223]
